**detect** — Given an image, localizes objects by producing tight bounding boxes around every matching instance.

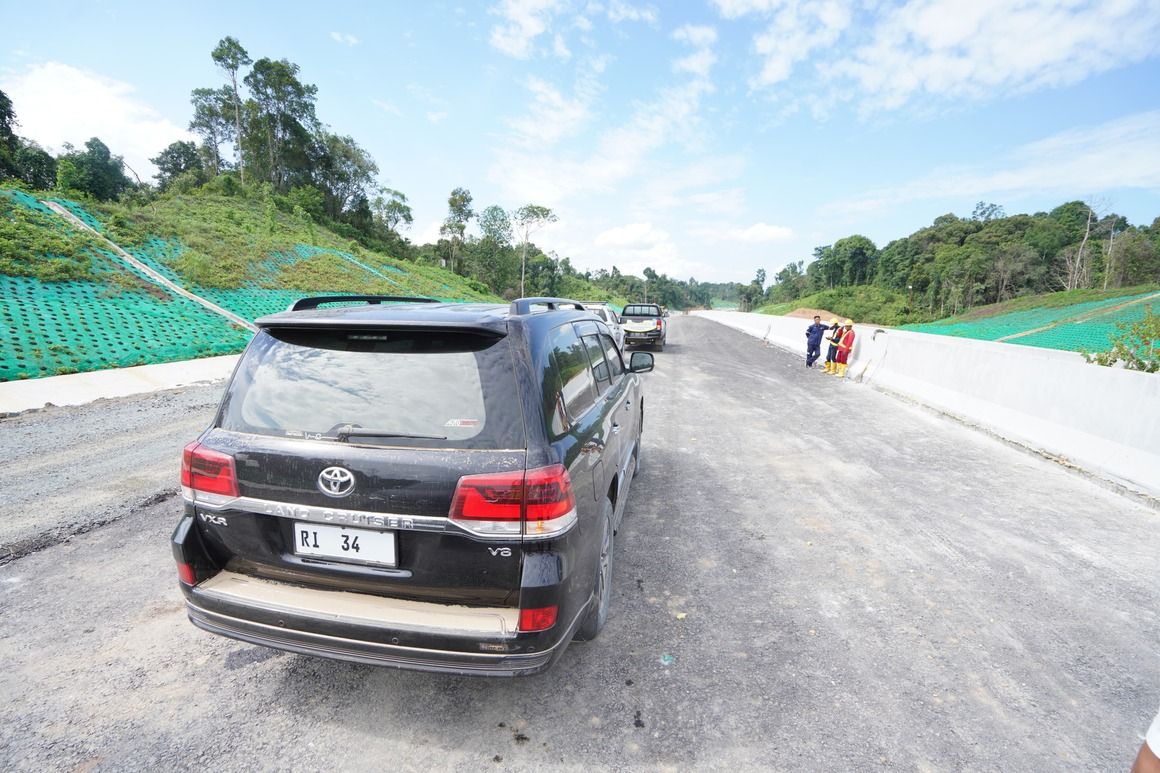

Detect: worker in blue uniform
[805,315,827,368]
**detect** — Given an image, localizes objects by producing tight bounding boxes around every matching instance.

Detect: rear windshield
[623,305,660,317]
[218,328,525,449]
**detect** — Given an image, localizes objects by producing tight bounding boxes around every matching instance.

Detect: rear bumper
[623,330,663,344]
[182,570,578,676]
[186,604,564,676]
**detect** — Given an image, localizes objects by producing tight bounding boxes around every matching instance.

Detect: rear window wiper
[328,424,447,442]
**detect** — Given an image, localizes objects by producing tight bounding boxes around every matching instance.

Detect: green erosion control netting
[0,274,251,381]
[1012,301,1156,352]
[900,292,1157,352]
[1,193,494,381]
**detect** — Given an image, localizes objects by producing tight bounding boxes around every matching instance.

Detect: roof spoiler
[289,295,438,311]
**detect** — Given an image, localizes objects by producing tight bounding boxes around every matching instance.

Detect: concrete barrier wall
[694,310,1160,500]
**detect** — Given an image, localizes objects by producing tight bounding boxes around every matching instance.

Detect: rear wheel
[574,499,614,641]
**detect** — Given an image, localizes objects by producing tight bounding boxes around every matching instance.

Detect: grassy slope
[84,193,497,300]
[756,284,1159,328]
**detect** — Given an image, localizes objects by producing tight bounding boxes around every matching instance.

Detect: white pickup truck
[620,303,667,352]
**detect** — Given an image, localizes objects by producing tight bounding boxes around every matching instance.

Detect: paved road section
[1,315,1157,770]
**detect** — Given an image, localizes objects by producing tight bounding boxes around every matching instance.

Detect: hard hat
[828,318,838,325]
[843,319,854,326]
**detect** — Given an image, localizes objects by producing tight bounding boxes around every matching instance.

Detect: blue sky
[4,0,1160,283]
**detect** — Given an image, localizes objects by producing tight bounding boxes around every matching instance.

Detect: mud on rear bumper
[186,604,565,676]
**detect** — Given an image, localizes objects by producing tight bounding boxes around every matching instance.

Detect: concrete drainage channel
[694,310,1160,506]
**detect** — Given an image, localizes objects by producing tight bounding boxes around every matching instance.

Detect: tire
[574,499,614,641]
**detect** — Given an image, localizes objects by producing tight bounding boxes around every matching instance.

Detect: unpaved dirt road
[1,316,1157,771]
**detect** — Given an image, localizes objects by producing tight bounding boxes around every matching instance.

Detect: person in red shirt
[832,320,855,378]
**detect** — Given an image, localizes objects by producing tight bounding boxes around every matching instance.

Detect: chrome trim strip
[191,494,577,541]
[196,495,450,533]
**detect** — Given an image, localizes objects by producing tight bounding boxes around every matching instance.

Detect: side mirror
[629,351,655,373]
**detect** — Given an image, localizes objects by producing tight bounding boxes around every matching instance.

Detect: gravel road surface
[1,315,1157,771]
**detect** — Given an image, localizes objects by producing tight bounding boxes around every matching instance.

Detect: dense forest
[746,201,1160,322]
[0,38,711,309]
[3,38,1159,318]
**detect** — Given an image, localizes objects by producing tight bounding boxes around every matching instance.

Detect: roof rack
[509,297,587,315]
[289,295,438,312]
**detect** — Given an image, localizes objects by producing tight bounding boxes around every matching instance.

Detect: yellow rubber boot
[837,363,847,378]
[824,361,834,374]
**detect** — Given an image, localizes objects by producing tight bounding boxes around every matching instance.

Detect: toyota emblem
[317,466,355,498]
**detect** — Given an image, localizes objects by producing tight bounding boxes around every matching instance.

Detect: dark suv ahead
[171,296,653,676]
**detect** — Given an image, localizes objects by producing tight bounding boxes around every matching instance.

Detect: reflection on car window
[582,334,610,391]
[601,334,624,380]
[220,329,522,448]
[546,323,597,428]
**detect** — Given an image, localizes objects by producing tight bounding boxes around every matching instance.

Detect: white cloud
[835,0,1160,112]
[710,0,782,19]
[552,33,572,60]
[673,49,717,79]
[0,61,191,180]
[329,31,360,46]
[372,99,402,116]
[671,24,718,80]
[489,76,714,206]
[426,111,449,124]
[690,222,794,242]
[716,0,1160,114]
[595,221,670,248]
[672,24,717,48]
[506,58,606,148]
[750,1,851,88]
[606,1,658,23]
[489,0,565,58]
[825,110,1160,218]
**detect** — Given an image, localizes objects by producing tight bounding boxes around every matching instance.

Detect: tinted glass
[582,334,611,390]
[624,304,660,317]
[219,328,524,449]
[545,323,597,425]
[601,334,625,380]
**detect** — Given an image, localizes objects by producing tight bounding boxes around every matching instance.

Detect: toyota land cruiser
[171,296,653,676]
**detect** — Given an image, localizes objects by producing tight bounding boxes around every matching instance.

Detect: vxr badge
[199,512,228,527]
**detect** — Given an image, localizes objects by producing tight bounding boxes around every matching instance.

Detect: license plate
[293,523,397,567]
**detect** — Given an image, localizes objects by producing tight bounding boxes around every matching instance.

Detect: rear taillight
[518,605,558,632]
[176,562,197,586]
[181,441,239,500]
[655,319,662,329]
[449,464,577,538]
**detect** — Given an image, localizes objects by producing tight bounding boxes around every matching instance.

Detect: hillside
[756,283,1158,355]
[0,188,499,381]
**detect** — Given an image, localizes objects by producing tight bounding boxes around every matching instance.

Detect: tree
[189,86,232,175]
[151,140,203,191]
[243,58,319,191]
[471,204,517,293]
[312,132,378,219]
[439,187,474,274]
[971,201,1006,222]
[513,204,557,295]
[14,142,56,189]
[372,188,412,233]
[211,36,252,184]
[55,138,131,200]
[0,89,17,179]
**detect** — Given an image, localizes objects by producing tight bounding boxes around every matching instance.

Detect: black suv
[171,296,653,675]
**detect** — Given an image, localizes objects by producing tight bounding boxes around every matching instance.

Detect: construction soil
[785,307,841,321]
